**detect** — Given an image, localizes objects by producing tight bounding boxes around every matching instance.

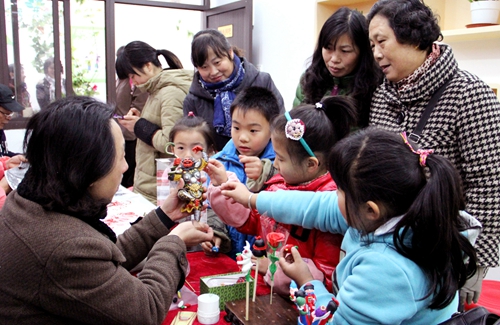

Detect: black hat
[0,84,25,112]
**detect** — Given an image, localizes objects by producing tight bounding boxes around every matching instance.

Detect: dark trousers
[122,139,137,188]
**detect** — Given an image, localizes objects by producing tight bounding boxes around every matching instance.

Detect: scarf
[199,55,245,137]
[397,43,441,92]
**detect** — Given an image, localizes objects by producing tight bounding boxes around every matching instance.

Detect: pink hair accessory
[187,111,195,117]
[400,132,434,167]
[285,118,306,141]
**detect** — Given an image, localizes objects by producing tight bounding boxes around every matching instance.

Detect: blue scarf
[199,55,245,137]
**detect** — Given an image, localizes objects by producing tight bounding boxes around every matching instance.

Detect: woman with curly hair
[367,0,500,307]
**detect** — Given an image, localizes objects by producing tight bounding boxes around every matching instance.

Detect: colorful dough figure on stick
[236,241,254,321]
[266,231,286,304]
[251,236,267,302]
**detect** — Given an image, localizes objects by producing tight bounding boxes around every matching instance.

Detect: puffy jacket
[134,69,193,204]
[183,57,285,151]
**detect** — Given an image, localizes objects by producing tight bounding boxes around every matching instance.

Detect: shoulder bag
[438,306,500,325]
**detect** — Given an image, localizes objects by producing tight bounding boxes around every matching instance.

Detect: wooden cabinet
[316,0,500,43]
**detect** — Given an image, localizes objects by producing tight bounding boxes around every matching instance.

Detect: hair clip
[315,102,323,109]
[285,112,316,158]
[400,132,433,167]
[187,111,195,117]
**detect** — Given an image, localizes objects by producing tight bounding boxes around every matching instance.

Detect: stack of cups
[197,293,220,324]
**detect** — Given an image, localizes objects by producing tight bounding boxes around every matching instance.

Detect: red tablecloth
[162,251,271,325]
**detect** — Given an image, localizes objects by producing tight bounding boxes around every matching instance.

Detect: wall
[446,39,500,91]
[212,0,317,109]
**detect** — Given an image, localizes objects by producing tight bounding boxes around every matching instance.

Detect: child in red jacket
[207,96,357,295]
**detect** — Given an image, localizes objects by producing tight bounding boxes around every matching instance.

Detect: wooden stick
[253,259,259,302]
[245,281,250,320]
[184,280,196,293]
[270,280,274,305]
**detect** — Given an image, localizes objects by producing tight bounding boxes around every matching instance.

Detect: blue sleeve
[256,190,348,235]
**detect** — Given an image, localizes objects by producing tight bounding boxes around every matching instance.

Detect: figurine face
[271,133,310,185]
[231,107,272,158]
[181,157,195,168]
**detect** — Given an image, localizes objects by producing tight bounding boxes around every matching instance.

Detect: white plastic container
[197,293,220,324]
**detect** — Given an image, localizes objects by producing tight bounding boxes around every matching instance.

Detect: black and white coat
[370,43,500,267]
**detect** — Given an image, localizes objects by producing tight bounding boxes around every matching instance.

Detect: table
[162,251,273,325]
[104,185,156,235]
[103,188,282,324]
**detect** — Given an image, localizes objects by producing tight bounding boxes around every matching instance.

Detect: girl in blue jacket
[220,127,479,324]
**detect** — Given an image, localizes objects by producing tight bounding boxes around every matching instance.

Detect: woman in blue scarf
[183,29,285,151]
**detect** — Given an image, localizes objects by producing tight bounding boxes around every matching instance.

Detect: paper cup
[197,293,220,324]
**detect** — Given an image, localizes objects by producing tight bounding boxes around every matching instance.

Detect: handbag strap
[408,74,454,143]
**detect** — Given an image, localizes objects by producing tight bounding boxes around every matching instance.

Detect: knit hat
[0,84,25,112]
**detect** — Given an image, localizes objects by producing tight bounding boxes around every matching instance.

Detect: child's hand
[251,256,270,275]
[6,154,27,169]
[278,246,314,288]
[200,235,222,256]
[239,155,263,181]
[220,182,252,207]
[205,159,228,186]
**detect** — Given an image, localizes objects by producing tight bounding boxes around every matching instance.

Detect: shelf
[442,25,500,42]
[317,0,370,4]
[316,0,500,43]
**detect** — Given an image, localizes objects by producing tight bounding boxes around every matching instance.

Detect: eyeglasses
[0,110,15,118]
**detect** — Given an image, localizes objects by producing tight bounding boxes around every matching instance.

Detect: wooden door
[204,0,253,62]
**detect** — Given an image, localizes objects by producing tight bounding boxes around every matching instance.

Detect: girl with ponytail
[221,127,479,324]
[115,40,193,204]
[207,96,357,296]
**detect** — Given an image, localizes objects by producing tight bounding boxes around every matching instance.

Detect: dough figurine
[251,236,267,302]
[290,282,339,325]
[168,145,208,220]
[236,241,254,321]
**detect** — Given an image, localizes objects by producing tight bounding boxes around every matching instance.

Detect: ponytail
[394,149,477,309]
[272,95,357,165]
[115,41,182,79]
[330,128,477,309]
[156,49,183,70]
[318,96,358,143]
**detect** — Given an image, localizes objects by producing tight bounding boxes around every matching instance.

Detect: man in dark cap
[0,83,25,157]
[0,83,28,207]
